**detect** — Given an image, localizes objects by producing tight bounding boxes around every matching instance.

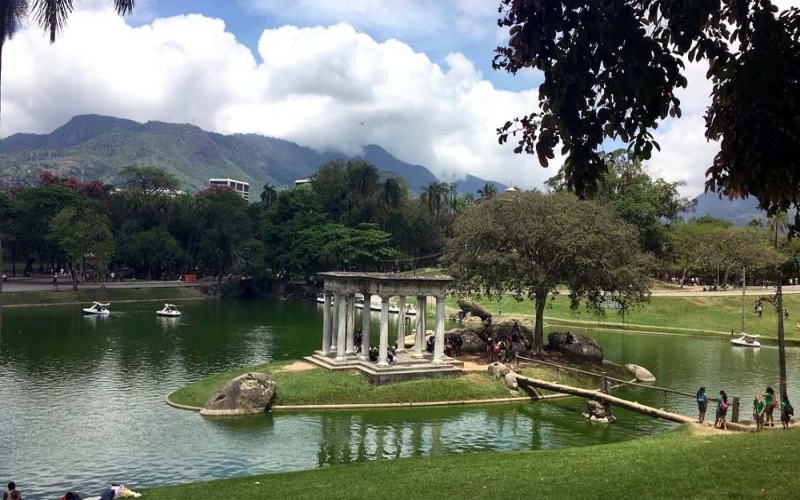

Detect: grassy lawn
[142,426,799,499]
[1,286,205,306]
[168,361,513,408]
[449,293,800,341]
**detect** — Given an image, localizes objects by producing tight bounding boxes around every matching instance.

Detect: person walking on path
[764,387,777,427]
[714,390,729,430]
[758,303,763,318]
[52,274,59,291]
[696,386,709,424]
[780,395,794,429]
[753,395,766,431]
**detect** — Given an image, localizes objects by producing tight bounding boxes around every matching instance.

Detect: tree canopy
[494,0,800,229]
[443,191,650,352]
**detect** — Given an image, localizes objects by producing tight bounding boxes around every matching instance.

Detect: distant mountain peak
[0,114,507,198]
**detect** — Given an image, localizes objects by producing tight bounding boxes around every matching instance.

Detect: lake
[1,298,797,498]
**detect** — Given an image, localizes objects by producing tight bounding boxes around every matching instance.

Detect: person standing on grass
[780,395,793,429]
[753,395,765,431]
[714,391,729,430]
[764,387,776,427]
[696,387,709,424]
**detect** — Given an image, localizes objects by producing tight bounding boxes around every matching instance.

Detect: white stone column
[360,292,371,360]
[413,295,426,358]
[331,294,339,354]
[336,293,347,361]
[396,295,407,352]
[378,294,390,366]
[432,294,445,364]
[346,294,355,355]
[321,292,332,355]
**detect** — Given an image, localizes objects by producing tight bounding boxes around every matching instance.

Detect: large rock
[504,372,519,390]
[488,362,510,379]
[625,364,656,382]
[547,331,603,363]
[457,298,493,320]
[200,373,277,416]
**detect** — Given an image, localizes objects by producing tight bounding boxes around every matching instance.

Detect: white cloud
[2,3,549,188]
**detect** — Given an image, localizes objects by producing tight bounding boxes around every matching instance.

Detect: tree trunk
[515,376,696,425]
[777,269,787,400]
[0,235,3,312]
[533,290,547,355]
[71,265,78,291]
[680,266,689,288]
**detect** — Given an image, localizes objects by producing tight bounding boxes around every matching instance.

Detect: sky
[2,0,797,194]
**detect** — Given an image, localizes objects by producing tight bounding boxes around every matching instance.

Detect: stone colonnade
[317,272,454,367]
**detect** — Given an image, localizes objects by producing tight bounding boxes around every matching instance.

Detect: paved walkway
[1,277,205,292]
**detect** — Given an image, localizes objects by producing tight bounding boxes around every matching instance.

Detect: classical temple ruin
[305,272,463,384]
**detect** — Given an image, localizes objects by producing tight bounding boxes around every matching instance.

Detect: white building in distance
[209,178,250,201]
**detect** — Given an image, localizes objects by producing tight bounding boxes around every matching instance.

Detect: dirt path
[277,360,318,372]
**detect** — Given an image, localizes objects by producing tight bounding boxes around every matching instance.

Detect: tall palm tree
[477,182,498,199]
[378,177,403,230]
[768,211,788,249]
[260,183,277,206]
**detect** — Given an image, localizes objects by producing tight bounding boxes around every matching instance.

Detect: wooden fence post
[732,396,740,423]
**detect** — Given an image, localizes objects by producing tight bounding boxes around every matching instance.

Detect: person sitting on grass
[3,482,21,500]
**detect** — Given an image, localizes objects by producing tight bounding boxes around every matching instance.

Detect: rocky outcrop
[200,373,277,416]
[625,364,656,382]
[582,400,616,424]
[487,362,510,379]
[547,331,603,363]
[457,298,493,320]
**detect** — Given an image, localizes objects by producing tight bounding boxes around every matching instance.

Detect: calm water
[1,299,798,498]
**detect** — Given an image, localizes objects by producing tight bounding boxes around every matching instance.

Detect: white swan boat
[732,333,760,348]
[355,296,417,315]
[316,293,326,304]
[156,303,182,317]
[83,302,110,315]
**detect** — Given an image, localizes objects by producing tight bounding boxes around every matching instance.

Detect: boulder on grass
[488,362,510,379]
[625,364,656,382]
[547,331,603,363]
[200,373,276,416]
[457,298,493,320]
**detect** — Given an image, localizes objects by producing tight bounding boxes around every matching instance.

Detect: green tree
[494,0,800,227]
[548,149,695,254]
[477,182,498,199]
[443,192,650,353]
[666,217,732,287]
[260,183,278,206]
[0,190,18,310]
[195,188,252,287]
[378,177,405,230]
[118,166,179,195]
[116,228,182,280]
[14,184,80,273]
[49,201,115,290]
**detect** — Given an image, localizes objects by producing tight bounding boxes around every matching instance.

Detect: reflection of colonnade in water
[314,407,543,468]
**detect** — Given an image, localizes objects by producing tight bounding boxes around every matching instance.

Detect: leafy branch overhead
[494,0,800,230]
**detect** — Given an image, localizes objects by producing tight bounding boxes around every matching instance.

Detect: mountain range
[0,114,506,196]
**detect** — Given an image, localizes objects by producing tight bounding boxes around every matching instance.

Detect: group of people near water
[696,386,793,431]
[484,319,522,365]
